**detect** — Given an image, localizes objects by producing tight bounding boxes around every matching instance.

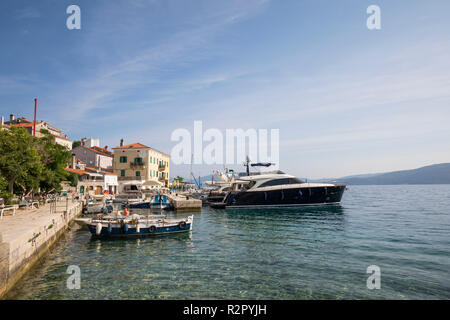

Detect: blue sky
[1,0,450,179]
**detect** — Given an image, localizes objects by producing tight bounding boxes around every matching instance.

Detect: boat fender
[179,221,187,230]
[96,223,102,235]
[107,223,112,234]
[122,223,129,234]
[136,224,140,233]
[149,225,157,234]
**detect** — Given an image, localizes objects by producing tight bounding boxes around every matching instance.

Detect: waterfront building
[2,114,72,149]
[112,140,170,192]
[72,138,113,170]
[65,167,118,195]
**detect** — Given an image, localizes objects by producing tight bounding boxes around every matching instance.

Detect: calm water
[5,185,450,299]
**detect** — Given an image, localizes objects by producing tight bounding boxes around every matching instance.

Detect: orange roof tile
[11,123,34,128]
[65,168,89,175]
[85,147,113,157]
[90,146,113,155]
[51,133,72,141]
[113,143,150,150]
[85,167,118,176]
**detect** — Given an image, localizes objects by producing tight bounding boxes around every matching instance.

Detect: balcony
[158,164,166,171]
[130,162,146,169]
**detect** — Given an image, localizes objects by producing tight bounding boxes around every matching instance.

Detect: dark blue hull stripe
[87,223,192,236]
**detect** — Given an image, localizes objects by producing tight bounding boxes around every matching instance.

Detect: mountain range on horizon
[314,163,450,185]
[189,163,450,186]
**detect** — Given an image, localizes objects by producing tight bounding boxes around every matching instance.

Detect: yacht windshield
[258,177,303,187]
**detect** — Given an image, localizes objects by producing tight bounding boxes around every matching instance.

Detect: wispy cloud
[47,0,269,123]
[15,6,40,19]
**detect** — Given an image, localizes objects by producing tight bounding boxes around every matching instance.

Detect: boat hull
[222,185,345,208]
[128,202,170,210]
[87,222,192,237]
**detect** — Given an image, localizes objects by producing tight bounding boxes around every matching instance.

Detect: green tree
[36,129,73,194]
[67,172,78,187]
[0,127,43,195]
[72,140,81,149]
[0,127,73,197]
[0,175,13,204]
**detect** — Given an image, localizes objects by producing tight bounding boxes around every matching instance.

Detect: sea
[4,185,450,299]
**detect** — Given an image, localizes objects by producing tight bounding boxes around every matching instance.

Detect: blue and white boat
[82,214,193,237]
[128,194,171,210]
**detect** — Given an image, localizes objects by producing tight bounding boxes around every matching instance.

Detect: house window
[120,156,127,163]
[136,171,141,177]
[150,156,152,163]
[121,170,125,177]
[134,157,143,165]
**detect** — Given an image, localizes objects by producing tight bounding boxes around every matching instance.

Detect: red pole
[33,98,37,136]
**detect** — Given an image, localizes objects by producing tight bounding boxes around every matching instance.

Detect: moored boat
[128,194,170,210]
[212,162,346,209]
[80,214,193,237]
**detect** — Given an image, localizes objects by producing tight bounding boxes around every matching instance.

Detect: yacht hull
[222,185,345,208]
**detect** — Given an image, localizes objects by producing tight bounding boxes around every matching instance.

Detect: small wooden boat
[80,214,193,237]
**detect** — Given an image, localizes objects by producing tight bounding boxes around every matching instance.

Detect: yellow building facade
[112,143,170,188]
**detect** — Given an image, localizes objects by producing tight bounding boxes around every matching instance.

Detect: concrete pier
[0,199,82,298]
[167,194,202,211]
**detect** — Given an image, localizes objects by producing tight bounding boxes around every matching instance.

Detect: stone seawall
[167,194,202,211]
[0,201,82,298]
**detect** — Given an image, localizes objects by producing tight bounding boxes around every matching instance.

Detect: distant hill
[324,163,450,185]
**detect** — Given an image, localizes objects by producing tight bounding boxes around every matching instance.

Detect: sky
[1,0,450,179]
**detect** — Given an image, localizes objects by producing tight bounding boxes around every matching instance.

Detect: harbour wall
[167,194,202,211]
[0,201,82,298]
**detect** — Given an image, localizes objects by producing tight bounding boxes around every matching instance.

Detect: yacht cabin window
[258,178,303,188]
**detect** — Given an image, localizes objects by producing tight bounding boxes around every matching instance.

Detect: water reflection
[209,205,346,235]
[220,204,345,218]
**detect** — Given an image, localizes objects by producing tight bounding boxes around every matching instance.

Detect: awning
[120,181,144,185]
[143,180,163,186]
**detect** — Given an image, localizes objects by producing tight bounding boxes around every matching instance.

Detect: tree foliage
[72,140,81,149]
[0,127,73,201]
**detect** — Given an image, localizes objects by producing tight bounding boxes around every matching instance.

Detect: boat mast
[244,156,251,176]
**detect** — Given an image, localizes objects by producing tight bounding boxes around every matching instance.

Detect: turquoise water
[4,185,450,299]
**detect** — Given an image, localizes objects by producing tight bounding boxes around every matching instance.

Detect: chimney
[120,139,124,147]
[81,137,87,146]
[10,114,15,122]
[1,116,4,127]
[104,146,108,151]
[71,154,76,169]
